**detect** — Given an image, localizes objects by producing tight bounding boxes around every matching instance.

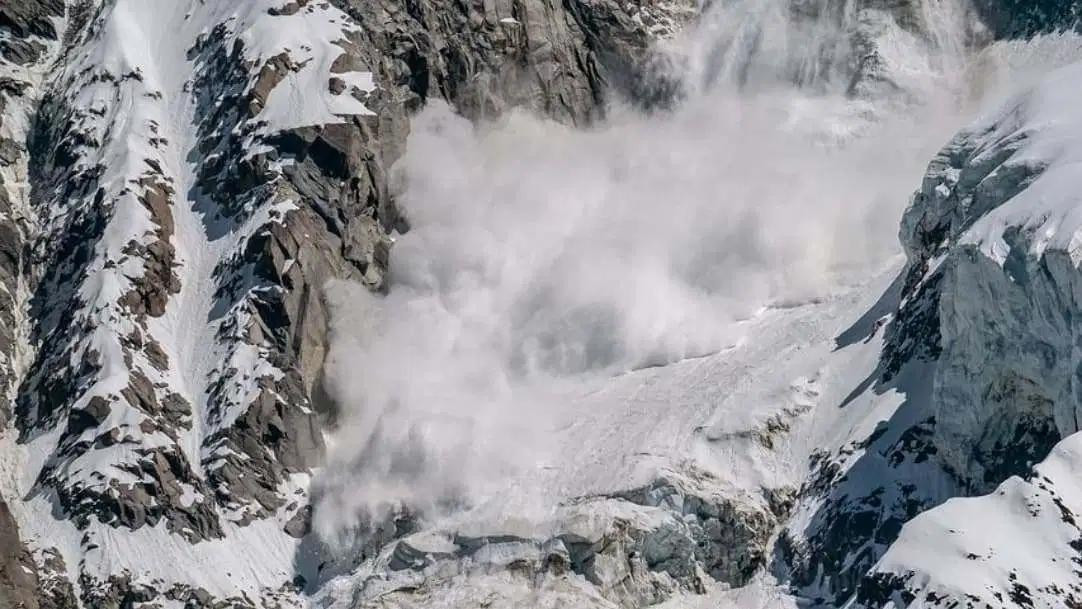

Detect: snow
[955,61,1082,264]
[856,55,1082,608]
[0,0,65,403]
[534,260,905,505]
[0,0,378,602]
[658,579,802,609]
[13,490,304,601]
[309,1,1082,606]
[871,431,1082,608]
[237,0,377,131]
[5,0,1082,606]
[25,0,369,485]
[303,5,1082,607]
[311,254,910,607]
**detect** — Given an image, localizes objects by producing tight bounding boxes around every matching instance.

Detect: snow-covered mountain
[1,0,1082,608]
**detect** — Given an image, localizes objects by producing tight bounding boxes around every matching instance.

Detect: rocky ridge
[774,17,1082,609]
[846,56,1082,609]
[0,0,696,606]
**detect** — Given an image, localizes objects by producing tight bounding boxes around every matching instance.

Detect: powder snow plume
[310,0,1015,545]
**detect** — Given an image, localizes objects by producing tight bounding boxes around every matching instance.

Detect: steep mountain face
[850,58,1082,609]
[2,0,1082,608]
[0,0,694,606]
[776,52,1082,608]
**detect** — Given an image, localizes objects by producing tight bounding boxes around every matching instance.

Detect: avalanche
[3,0,1082,608]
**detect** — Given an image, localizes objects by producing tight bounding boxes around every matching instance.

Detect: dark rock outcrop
[973,0,1082,38]
[779,49,1082,608]
[0,499,39,609]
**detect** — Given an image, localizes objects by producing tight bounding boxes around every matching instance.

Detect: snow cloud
[308,0,1054,547]
[311,91,959,543]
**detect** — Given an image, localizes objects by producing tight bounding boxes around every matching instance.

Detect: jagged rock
[613,476,778,587]
[892,69,1082,492]
[780,54,1082,609]
[330,0,694,126]
[0,39,44,66]
[284,504,312,539]
[972,0,1082,38]
[0,498,39,609]
[0,0,65,40]
[330,471,779,608]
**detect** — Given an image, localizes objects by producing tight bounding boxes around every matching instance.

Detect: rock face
[0,500,39,609]
[329,0,691,126]
[778,45,1082,609]
[308,470,787,608]
[895,94,1078,494]
[0,2,64,608]
[0,0,695,606]
[840,59,1082,609]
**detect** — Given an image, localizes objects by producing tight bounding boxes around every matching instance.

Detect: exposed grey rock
[0,174,21,427]
[0,10,58,609]
[0,0,65,40]
[10,1,1067,608]
[0,39,45,66]
[0,44,33,428]
[284,504,312,539]
[777,52,1082,608]
[0,498,39,609]
[330,0,694,127]
[34,549,78,609]
[177,0,698,533]
[612,475,779,588]
[972,0,1082,38]
[894,117,1073,493]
